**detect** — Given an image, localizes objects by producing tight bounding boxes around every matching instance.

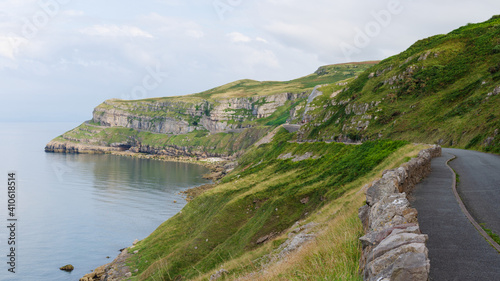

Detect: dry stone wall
[358,145,441,281]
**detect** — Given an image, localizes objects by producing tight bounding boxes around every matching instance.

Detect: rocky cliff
[45,62,377,158]
[93,92,307,135]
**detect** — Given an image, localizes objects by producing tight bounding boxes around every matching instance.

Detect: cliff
[92,92,307,135]
[46,62,376,157]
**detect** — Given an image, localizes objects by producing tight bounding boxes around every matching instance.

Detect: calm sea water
[0,122,210,281]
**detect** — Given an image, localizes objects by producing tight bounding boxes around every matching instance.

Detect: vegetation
[60,123,271,157]
[192,63,377,100]
[299,17,500,152]
[125,130,411,280]
[48,17,500,281]
[480,223,500,246]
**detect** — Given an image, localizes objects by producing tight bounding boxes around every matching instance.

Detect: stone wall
[358,145,441,281]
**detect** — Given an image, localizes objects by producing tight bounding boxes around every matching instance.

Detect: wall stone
[358,145,441,281]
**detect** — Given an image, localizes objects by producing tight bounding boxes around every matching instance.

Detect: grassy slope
[301,16,500,153]
[126,128,409,280]
[57,123,271,157]
[58,62,377,156]
[91,62,376,128]
[140,62,377,101]
[62,17,500,280]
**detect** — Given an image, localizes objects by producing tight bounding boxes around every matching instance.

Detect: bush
[489,63,500,74]
[493,45,500,54]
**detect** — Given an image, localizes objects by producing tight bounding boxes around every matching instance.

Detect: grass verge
[123,130,426,280]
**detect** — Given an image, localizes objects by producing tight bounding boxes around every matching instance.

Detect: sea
[0,122,210,281]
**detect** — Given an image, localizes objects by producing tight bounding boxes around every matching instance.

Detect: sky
[0,0,499,122]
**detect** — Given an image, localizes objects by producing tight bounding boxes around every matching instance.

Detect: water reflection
[0,122,210,281]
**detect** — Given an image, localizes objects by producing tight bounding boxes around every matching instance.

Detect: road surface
[411,149,500,280]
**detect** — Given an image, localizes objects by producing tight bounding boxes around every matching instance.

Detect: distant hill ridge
[298,15,500,153]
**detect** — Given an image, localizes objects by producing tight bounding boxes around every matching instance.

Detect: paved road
[446,148,500,236]
[411,150,500,281]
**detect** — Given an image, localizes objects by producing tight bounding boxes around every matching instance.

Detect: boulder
[365,243,428,280]
[389,252,430,281]
[60,264,74,271]
[368,193,410,231]
[358,205,370,232]
[210,269,229,280]
[366,177,399,206]
[368,232,428,264]
[359,224,419,249]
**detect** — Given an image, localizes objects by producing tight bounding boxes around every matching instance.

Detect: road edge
[446,154,500,253]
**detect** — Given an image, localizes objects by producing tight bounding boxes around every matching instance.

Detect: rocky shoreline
[45,140,235,178]
[80,248,132,281]
[54,144,237,280]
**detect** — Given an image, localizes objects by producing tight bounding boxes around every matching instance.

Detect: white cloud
[256,37,269,44]
[80,25,154,39]
[186,29,204,39]
[2,0,500,122]
[0,35,28,60]
[227,32,252,43]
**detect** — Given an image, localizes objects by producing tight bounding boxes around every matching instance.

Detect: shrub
[493,45,500,54]
[489,63,500,74]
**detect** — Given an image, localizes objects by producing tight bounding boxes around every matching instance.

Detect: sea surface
[0,122,210,281]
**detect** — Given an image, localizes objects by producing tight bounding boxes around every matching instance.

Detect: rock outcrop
[358,145,441,281]
[81,248,131,281]
[45,140,121,154]
[93,92,307,135]
[60,264,74,271]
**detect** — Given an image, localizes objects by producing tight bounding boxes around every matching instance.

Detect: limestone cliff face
[44,140,121,154]
[93,92,307,134]
[93,100,201,135]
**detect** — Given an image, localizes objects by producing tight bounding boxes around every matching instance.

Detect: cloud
[186,29,204,39]
[2,0,500,122]
[256,37,269,44]
[80,25,154,38]
[0,35,28,59]
[227,32,252,43]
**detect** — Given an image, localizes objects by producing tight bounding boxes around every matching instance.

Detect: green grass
[85,62,377,139]
[191,63,377,100]
[298,17,500,152]
[124,129,407,280]
[480,223,500,246]
[60,123,272,157]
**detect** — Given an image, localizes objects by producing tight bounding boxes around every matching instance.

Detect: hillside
[45,62,376,157]
[48,16,500,281]
[298,16,500,153]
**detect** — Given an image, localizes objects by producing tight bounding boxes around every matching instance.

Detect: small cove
[0,122,210,281]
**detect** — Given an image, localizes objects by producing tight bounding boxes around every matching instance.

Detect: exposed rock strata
[358,145,441,281]
[44,140,121,154]
[93,92,307,135]
[80,249,131,281]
